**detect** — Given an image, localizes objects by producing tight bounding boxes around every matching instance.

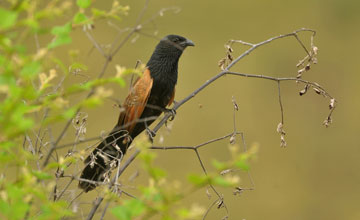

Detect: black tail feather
[78,126,130,192]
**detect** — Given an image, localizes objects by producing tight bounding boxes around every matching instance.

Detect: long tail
[78,126,131,192]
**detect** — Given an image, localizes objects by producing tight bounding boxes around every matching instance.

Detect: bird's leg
[145,120,155,143]
[146,128,155,143]
[164,108,177,121]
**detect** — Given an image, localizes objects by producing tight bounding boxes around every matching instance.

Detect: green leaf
[13,44,27,54]
[81,97,102,108]
[111,206,131,220]
[110,14,122,21]
[69,62,88,72]
[139,151,156,164]
[212,159,227,170]
[0,8,18,29]
[0,54,5,66]
[235,155,250,171]
[6,185,29,220]
[20,61,41,77]
[65,77,125,95]
[63,107,77,119]
[38,201,72,220]
[23,18,39,31]
[48,34,72,49]
[149,167,166,180]
[92,8,107,18]
[73,12,88,24]
[188,174,208,186]
[10,201,28,220]
[177,208,190,218]
[77,0,91,9]
[111,199,145,220]
[32,170,52,180]
[125,199,145,216]
[212,176,234,187]
[46,162,62,170]
[0,200,11,217]
[48,23,72,49]
[51,57,67,74]
[16,118,34,134]
[51,23,72,35]
[7,185,23,200]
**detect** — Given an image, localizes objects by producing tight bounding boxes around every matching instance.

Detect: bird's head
[147,34,194,70]
[160,34,195,51]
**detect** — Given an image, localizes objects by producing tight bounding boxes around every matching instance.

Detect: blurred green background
[56,0,360,219]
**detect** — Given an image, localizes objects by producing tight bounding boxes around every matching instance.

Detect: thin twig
[42,0,158,167]
[152,70,334,136]
[240,133,256,190]
[151,29,326,135]
[151,132,240,219]
[83,28,106,58]
[277,81,284,124]
[86,149,141,220]
[99,201,110,220]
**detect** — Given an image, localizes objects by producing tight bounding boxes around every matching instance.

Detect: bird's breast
[148,76,175,107]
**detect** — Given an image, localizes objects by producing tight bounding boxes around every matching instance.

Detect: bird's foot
[146,128,156,143]
[164,108,177,121]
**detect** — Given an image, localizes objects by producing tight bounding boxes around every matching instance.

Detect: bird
[78,35,194,192]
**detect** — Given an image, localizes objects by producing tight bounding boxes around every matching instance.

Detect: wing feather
[117,69,153,133]
[167,88,175,107]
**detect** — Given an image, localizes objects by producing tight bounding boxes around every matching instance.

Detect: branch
[150,132,240,219]
[42,1,152,167]
[151,28,335,137]
[86,149,140,220]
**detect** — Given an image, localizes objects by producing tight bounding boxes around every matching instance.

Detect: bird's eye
[173,37,180,42]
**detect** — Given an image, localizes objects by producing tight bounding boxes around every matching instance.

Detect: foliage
[0,0,257,219]
[0,0,131,219]
[108,137,257,220]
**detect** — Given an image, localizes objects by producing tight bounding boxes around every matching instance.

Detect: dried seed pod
[280,134,287,147]
[313,88,322,95]
[218,58,226,70]
[298,68,305,74]
[305,63,311,71]
[229,135,236,145]
[276,122,285,134]
[226,45,233,53]
[220,169,232,175]
[206,187,211,199]
[217,200,224,209]
[234,103,239,111]
[312,57,318,64]
[233,187,244,196]
[232,96,239,111]
[299,84,310,96]
[227,53,233,61]
[312,46,318,55]
[329,98,335,109]
[277,122,286,147]
[323,116,332,127]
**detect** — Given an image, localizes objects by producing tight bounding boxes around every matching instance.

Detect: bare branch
[86,149,141,220]
[83,27,107,58]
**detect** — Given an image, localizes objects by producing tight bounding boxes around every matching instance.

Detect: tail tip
[78,180,96,192]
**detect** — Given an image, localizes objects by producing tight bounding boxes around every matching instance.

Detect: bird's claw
[165,108,176,121]
[146,128,155,143]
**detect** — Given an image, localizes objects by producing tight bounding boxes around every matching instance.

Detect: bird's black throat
[147,41,184,89]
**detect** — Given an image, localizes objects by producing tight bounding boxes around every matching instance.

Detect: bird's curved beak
[180,39,195,47]
[185,39,195,47]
